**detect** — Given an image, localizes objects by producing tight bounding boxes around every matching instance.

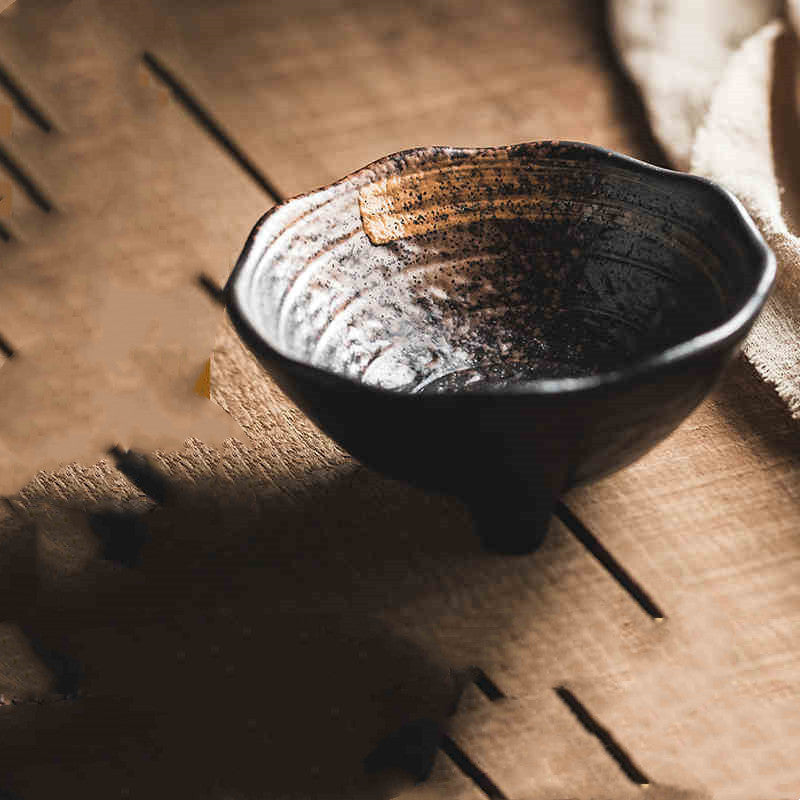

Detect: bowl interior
[238,145,764,393]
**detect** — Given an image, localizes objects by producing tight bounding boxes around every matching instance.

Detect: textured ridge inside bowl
[247,146,760,392]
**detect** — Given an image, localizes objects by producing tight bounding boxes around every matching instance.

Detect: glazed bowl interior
[233,143,766,394]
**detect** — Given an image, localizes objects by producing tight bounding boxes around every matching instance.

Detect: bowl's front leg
[460,456,572,556]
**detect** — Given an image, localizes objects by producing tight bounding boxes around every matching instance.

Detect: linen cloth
[609,0,800,417]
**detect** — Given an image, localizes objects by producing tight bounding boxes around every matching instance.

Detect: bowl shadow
[3,461,495,799]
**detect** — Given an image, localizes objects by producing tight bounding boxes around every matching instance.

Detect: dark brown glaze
[227,142,774,554]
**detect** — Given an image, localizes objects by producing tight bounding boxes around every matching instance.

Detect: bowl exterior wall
[252,337,740,502]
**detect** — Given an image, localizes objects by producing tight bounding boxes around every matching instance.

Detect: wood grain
[0,0,254,492]
[0,1,798,799]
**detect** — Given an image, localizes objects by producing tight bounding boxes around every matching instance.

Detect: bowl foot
[467,496,555,555]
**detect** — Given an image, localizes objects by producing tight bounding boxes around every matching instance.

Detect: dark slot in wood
[197,272,226,305]
[21,630,83,698]
[0,334,15,359]
[364,719,441,783]
[439,734,508,799]
[89,510,150,568]
[108,445,169,504]
[0,221,12,241]
[141,52,285,205]
[554,686,650,786]
[0,142,53,212]
[555,502,665,620]
[0,61,54,133]
[470,667,506,701]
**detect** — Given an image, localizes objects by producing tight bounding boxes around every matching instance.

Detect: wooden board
[1,1,799,799]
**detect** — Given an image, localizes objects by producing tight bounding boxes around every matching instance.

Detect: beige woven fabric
[692,20,800,417]
[610,1,800,418]
[607,0,781,169]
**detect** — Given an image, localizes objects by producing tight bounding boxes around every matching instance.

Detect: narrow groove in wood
[197,272,226,305]
[470,667,506,701]
[555,502,665,620]
[108,445,169,504]
[0,142,53,212]
[141,51,286,204]
[363,719,440,782]
[554,686,650,786]
[439,734,508,799]
[89,510,150,569]
[0,333,15,359]
[21,629,84,698]
[0,61,54,133]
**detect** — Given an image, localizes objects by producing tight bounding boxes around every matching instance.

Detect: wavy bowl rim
[225,140,776,399]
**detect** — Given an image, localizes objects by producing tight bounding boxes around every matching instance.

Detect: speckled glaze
[227,142,774,554]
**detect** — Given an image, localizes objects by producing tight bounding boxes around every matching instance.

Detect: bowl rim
[225,140,776,399]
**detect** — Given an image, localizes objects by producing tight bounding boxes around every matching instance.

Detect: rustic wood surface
[1,1,799,799]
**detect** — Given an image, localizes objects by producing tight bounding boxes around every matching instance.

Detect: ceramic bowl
[226,141,774,554]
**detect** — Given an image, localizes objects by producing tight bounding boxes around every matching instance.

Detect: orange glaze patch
[358,153,554,244]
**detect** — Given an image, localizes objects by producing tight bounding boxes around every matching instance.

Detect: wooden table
[2,2,800,798]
